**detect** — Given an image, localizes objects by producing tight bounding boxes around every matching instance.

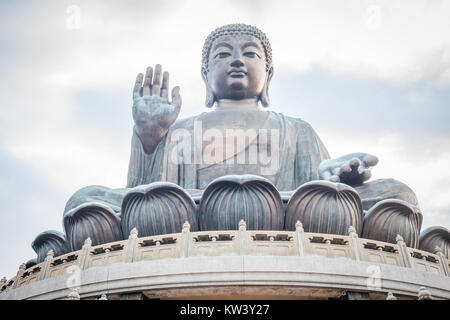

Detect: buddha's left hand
[317,153,379,186]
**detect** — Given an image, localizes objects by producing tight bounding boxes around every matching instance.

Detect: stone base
[2,255,449,300]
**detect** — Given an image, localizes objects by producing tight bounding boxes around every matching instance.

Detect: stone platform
[1,222,449,300]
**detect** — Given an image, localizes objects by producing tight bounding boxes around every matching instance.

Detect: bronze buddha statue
[30,24,443,261]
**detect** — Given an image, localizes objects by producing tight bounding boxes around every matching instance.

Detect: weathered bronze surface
[362,199,422,248]
[198,175,284,231]
[419,226,450,258]
[121,182,198,237]
[285,180,363,235]
[31,230,71,263]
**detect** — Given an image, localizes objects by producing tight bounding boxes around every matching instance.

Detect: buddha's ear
[202,69,215,108]
[260,66,273,108]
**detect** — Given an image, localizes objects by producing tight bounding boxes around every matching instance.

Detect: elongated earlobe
[260,84,270,108]
[202,70,216,108]
[205,86,215,108]
[259,67,273,108]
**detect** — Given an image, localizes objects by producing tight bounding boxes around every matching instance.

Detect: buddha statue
[126,24,415,200]
[40,24,434,257]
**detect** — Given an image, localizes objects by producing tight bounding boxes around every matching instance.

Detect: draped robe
[127,111,330,191]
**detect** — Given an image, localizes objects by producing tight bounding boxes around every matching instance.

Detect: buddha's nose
[230,57,244,68]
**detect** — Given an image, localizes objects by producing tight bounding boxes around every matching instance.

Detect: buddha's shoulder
[267,110,315,131]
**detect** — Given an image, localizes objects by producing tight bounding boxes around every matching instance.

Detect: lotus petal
[285,180,363,235]
[25,258,37,269]
[362,199,422,248]
[419,226,450,258]
[121,182,198,237]
[198,175,284,231]
[63,202,123,251]
[31,230,71,263]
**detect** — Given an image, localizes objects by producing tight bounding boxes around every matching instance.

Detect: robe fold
[127,111,330,191]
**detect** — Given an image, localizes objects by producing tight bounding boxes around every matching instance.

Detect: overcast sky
[1,0,449,279]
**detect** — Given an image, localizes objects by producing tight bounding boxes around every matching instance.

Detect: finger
[171,86,182,113]
[152,64,162,96]
[133,73,144,100]
[143,66,153,96]
[161,71,169,99]
[360,169,372,181]
[330,175,340,183]
[340,164,351,174]
[349,157,361,170]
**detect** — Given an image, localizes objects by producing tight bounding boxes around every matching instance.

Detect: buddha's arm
[126,126,168,188]
[294,120,331,186]
[132,65,181,154]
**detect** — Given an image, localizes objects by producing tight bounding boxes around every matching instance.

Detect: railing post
[12,263,26,288]
[67,288,81,300]
[238,220,247,255]
[295,221,305,257]
[386,292,397,300]
[348,226,361,261]
[418,286,433,300]
[396,235,412,268]
[39,250,54,280]
[434,246,449,276]
[77,238,92,270]
[180,221,191,258]
[125,228,138,263]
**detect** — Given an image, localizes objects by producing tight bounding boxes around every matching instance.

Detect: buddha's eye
[243,51,260,59]
[214,52,231,59]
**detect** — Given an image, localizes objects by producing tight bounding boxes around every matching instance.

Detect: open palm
[132,65,181,153]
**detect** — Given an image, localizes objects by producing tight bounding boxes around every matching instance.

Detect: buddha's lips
[228,70,247,77]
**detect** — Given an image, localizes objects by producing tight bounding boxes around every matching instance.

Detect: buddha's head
[201,24,273,108]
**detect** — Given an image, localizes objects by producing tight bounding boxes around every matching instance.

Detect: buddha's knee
[354,178,418,211]
[64,185,128,214]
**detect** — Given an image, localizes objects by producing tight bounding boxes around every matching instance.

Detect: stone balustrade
[1,221,449,295]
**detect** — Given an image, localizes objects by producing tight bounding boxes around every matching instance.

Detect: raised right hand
[132,65,181,153]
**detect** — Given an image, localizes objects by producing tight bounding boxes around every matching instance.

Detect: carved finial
[238,220,246,231]
[0,277,6,284]
[43,250,54,262]
[129,228,138,239]
[433,246,442,254]
[386,292,397,300]
[182,221,191,233]
[98,293,108,300]
[295,221,304,232]
[19,263,26,271]
[84,237,92,247]
[67,288,80,300]
[418,287,432,300]
[348,225,357,236]
[395,234,404,243]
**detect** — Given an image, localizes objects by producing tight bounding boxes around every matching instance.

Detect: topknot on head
[201,24,273,74]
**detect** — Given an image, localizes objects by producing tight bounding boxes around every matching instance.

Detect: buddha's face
[206,34,268,101]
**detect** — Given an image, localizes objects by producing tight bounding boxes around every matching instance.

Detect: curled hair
[201,24,273,74]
